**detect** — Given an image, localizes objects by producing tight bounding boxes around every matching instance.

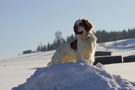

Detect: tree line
[37,31,76,52]
[37,28,135,52]
[95,28,135,43]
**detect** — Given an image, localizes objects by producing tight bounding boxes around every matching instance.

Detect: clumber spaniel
[47,18,97,66]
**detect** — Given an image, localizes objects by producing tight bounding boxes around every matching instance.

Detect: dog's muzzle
[74,25,83,35]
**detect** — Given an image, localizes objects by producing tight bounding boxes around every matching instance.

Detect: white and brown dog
[47,18,97,66]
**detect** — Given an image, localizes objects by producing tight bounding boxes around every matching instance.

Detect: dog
[47,18,97,66]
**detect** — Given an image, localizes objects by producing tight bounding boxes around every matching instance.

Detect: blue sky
[0,0,135,58]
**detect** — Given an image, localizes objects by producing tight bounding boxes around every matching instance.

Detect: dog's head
[73,18,93,36]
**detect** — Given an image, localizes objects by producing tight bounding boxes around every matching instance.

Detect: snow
[12,60,135,90]
[96,44,108,51]
[105,62,135,82]
[105,38,135,56]
[0,51,54,90]
[0,38,135,90]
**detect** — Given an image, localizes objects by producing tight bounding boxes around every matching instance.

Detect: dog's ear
[86,21,93,32]
[82,19,93,32]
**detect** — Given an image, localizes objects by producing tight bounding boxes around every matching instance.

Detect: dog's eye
[79,23,83,26]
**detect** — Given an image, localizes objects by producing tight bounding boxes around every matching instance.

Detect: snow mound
[12,59,135,90]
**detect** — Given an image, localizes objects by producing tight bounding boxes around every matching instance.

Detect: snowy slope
[105,38,135,56]
[0,38,135,90]
[0,51,54,90]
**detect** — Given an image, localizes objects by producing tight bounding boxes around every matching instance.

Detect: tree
[37,45,41,51]
[47,43,51,51]
[66,34,76,43]
[37,43,43,51]
[54,31,65,48]
[43,45,47,51]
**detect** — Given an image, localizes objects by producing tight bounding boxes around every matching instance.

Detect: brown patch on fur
[70,39,77,51]
[74,23,78,33]
[79,19,93,32]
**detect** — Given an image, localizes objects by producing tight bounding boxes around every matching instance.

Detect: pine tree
[43,45,47,51]
[47,43,51,51]
[37,45,41,51]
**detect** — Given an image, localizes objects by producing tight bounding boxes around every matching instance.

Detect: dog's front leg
[76,50,84,62]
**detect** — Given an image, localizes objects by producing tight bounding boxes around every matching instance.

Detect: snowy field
[0,38,135,90]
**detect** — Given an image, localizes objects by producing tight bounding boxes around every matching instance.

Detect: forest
[37,28,135,51]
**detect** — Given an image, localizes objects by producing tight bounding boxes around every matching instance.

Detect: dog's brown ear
[86,21,93,32]
[82,19,93,32]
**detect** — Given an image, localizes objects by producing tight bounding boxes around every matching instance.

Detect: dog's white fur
[47,18,97,66]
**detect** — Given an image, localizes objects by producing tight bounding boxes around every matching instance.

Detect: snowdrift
[12,60,135,90]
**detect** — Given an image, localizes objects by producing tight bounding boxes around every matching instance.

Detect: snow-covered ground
[0,51,53,90]
[103,38,135,84]
[0,38,135,90]
[12,60,135,90]
[105,38,135,56]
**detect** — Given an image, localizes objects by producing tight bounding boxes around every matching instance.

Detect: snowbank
[12,60,135,90]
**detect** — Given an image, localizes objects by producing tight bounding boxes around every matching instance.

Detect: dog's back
[47,43,76,66]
